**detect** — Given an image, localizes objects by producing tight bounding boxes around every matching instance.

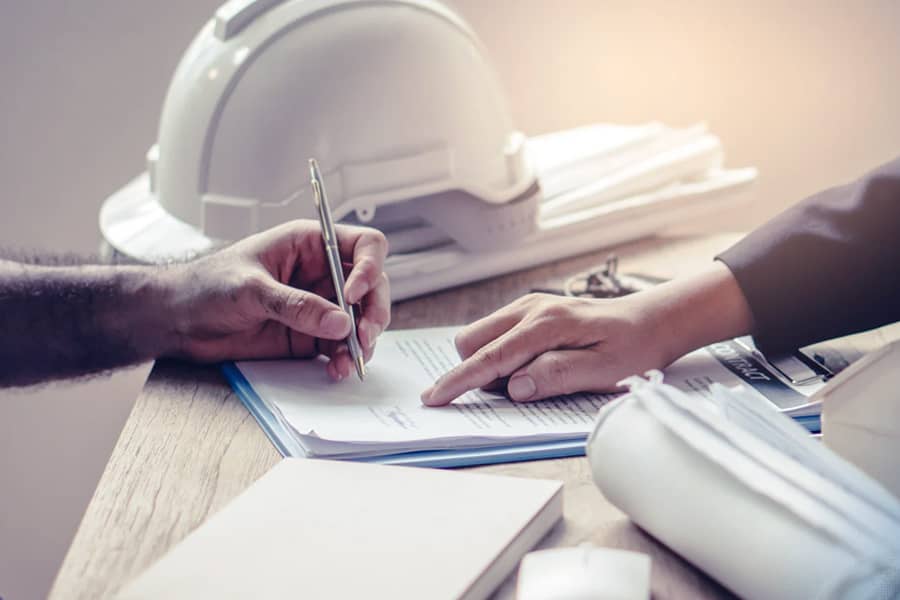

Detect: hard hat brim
[100,173,223,263]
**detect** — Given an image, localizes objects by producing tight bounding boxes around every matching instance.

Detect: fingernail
[420,386,435,404]
[345,280,363,304]
[367,323,382,349]
[358,319,372,348]
[508,375,536,401]
[321,311,351,337]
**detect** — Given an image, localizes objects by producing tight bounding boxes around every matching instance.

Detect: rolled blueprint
[587,371,900,600]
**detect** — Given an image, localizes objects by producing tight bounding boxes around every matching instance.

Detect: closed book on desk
[118,459,563,600]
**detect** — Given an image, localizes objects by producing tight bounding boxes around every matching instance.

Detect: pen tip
[356,356,367,381]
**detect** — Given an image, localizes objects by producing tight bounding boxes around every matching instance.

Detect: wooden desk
[51,233,740,600]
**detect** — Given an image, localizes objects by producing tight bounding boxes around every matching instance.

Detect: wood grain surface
[50,233,741,600]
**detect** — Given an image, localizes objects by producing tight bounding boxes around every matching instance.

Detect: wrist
[636,261,754,365]
[117,265,184,359]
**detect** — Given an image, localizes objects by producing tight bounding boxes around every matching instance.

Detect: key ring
[532,255,664,298]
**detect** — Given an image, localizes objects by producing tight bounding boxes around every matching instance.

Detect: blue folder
[222,363,589,468]
[222,363,821,469]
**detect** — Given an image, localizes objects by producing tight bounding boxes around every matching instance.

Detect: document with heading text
[235,327,822,458]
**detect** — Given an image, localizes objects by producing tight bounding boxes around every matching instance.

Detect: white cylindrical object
[587,375,900,600]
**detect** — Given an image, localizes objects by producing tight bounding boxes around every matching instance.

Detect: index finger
[454,305,522,360]
[420,323,552,406]
[336,225,389,304]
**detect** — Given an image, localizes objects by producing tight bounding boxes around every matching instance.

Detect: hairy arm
[0,220,391,388]
[0,260,174,386]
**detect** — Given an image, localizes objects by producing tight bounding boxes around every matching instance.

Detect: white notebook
[118,459,563,600]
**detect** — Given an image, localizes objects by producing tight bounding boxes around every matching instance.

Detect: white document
[235,327,823,459]
[237,328,616,458]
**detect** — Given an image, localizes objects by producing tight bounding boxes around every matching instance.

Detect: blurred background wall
[1,1,899,598]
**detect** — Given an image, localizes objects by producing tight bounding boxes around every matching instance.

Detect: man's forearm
[0,260,177,386]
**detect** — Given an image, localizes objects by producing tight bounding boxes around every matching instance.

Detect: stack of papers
[383,122,745,253]
[531,122,729,221]
[380,123,756,300]
[227,328,835,467]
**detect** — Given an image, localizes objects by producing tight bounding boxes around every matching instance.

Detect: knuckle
[518,292,543,308]
[241,272,269,299]
[370,229,389,256]
[285,290,318,322]
[542,354,574,394]
[474,344,504,375]
[347,226,389,258]
[540,301,572,321]
[454,331,473,357]
[264,294,286,318]
[289,219,315,234]
[357,256,381,279]
[242,271,267,290]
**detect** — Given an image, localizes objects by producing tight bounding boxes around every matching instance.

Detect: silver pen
[309,158,366,380]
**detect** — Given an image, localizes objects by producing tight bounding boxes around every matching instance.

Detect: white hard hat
[101,0,537,262]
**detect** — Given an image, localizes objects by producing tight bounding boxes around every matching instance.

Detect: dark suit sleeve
[716,156,900,355]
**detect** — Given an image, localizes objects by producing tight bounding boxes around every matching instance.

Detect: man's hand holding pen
[162,219,391,381]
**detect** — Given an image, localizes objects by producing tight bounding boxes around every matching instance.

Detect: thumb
[258,280,351,340]
[506,350,605,402]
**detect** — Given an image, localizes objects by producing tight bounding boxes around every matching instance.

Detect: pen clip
[309,160,334,244]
